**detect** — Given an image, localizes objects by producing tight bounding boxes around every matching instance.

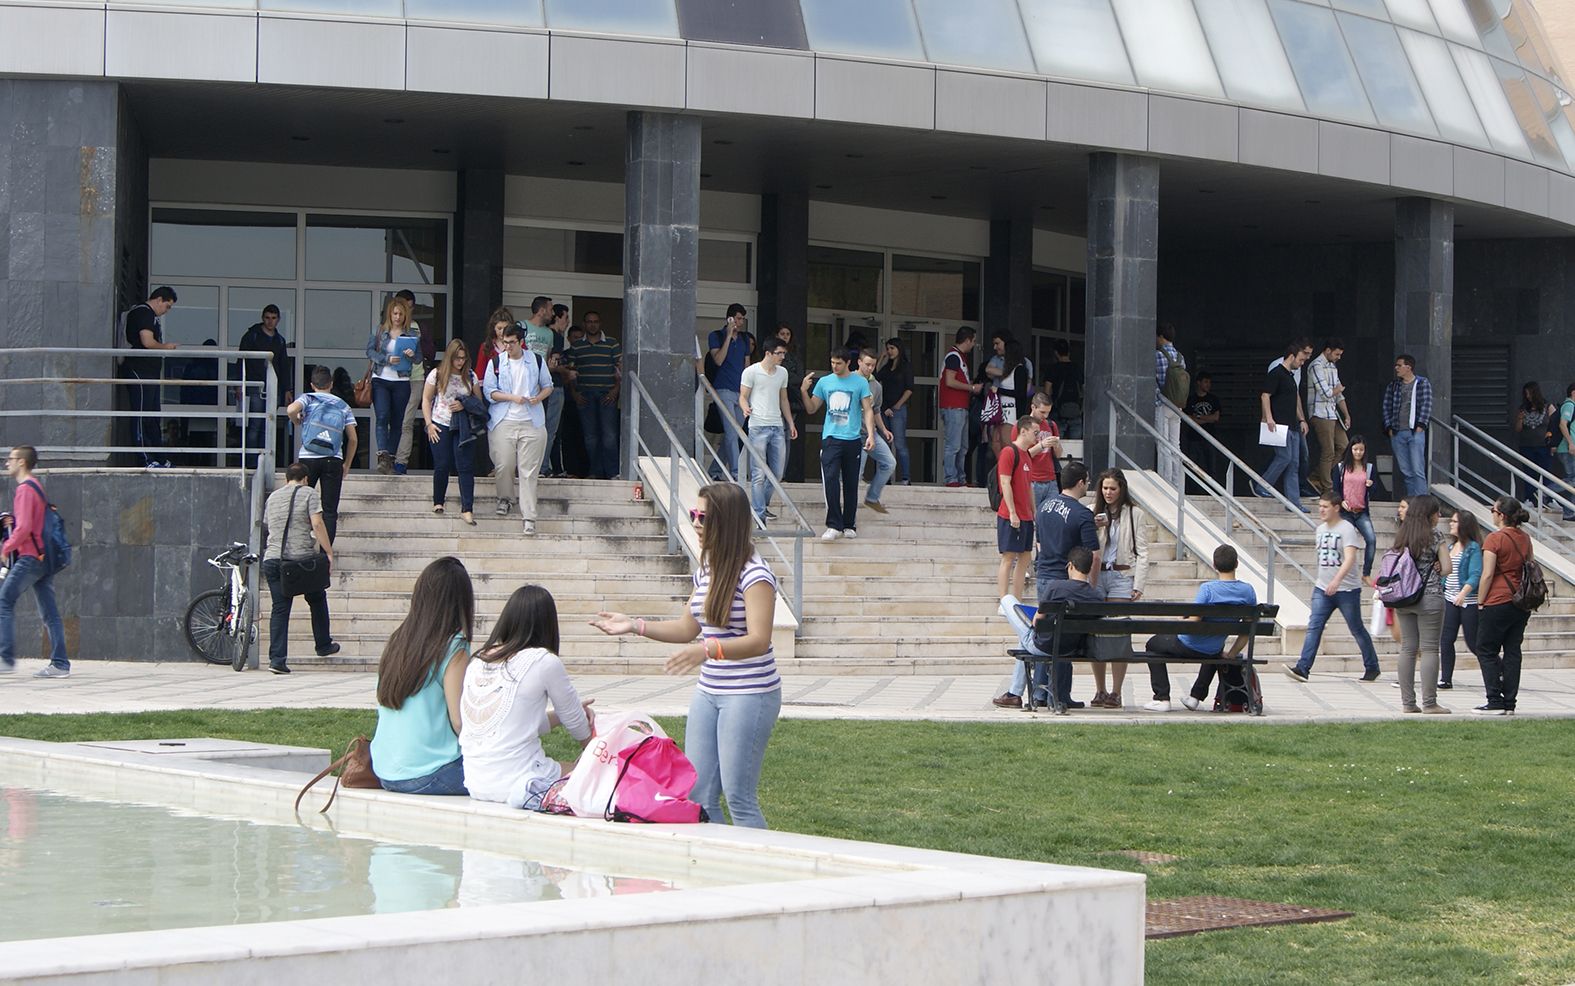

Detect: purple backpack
[1374,547,1425,608]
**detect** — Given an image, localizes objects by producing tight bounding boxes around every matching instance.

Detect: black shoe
[1437,681,1452,690]
[1062,700,1086,710]
[316,642,341,657]
[1360,671,1381,682]
[269,664,292,675]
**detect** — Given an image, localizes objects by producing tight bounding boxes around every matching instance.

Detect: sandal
[460,512,476,526]
[432,504,444,514]
[1090,691,1110,709]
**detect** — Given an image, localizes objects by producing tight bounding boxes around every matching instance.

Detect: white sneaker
[33,665,70,679]
[522,521,536,536]
[842,529,858,539]
[821,528,842,541]
[1180,696,1201,711]
[1143,699,1172,712]
[496,499,513,516]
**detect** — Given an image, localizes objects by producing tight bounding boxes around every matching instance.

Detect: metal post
[625,375,641,486]
[263,365,277,484]
[668,443,681,555]
[793,533,804,624]
[1225,462,1235,535]
[1265,538,1276,608]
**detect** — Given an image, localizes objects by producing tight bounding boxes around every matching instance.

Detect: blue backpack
[21,479,71,576]
[1374,546,1424,608]
[298,393,352,459]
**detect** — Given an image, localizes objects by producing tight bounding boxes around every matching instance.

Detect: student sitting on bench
[997,545,1103,710]
[1141,545,1258,712]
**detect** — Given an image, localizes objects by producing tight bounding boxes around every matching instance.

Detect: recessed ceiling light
[845,153,864,159]
[573,125,595,131]
[1197,188,1215,194]
[432,147,451,154]
[930,195,947,201]
[383,118,404,125]
[712,139,733,146]
[1039,205,1056,211]
[290,135,309,142]
[1336,233,1352,239]
[1243,224,1260,230]
[700,172,713,179]
[1304,199,1321,205]
[968,164,987,171]
[566,160,585,166]
[815,184,832,190]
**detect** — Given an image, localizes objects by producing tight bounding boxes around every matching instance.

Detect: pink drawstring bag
[605,736,708,824]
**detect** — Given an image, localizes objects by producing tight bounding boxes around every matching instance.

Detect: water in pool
[0,786,678,942]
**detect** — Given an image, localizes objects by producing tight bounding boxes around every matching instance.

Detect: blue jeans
[1054,402,1082,441]
[371,376,410,457]
[686,686,781,829]
[1294,587,1379,676]
[861,432,896,503]
[941,407,968,484]
[0,555,68,670]
[886,406,911,482]
[747,424,787,515]
[380,756,467,796]
[1391,427,1428,496]
[712,388,743,478]
[1002,600,1071,704]
[430,423,475,512]
[1558,451,1575,518]
[580,389,620,479]
[1031,481,1059,514]
[1341,509,1377,577]
[1260,429,1303,503]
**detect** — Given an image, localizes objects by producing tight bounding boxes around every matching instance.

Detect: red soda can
[632,481,644,501]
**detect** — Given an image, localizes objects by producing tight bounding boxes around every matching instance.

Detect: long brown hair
[1095,468,1135,553]
[434,339,469,398]
[698,482,753,628]
[376,556,475,710]
[1393,493,1442,569]
[1452,510,1482,546]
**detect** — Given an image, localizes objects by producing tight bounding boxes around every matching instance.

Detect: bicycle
[183,542,258,671]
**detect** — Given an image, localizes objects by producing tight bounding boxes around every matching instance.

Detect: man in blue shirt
[801,348,874,540]
[707,303,752,479]
[1141,545,1258,711]
[1034,461,1100,587]
[286,366,357,542]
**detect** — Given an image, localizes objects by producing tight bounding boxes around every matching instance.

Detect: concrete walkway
[3,659,1574,723]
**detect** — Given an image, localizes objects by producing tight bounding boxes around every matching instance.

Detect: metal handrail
[1433,415,1575,539]
[692,373,816,538]
[1109,393,1311,605]
[1160,395,1318,533]
[628,371,807,624]
[0,346,277,667]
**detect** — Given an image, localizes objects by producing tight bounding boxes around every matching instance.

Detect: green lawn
[3,711,1571,986]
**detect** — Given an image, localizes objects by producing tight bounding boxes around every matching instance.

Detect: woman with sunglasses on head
[423,339,482,525]
[591,483,781,828]
[1474,497,1535,715]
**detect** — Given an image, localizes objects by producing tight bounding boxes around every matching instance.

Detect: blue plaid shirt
[1382,375,1433,431]
[1155,344,1183,407]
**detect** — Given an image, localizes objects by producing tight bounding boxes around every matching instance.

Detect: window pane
[159,285,221,348]
[405,0,544,25]
[1269,0,1376,124]
[808,247,883,312]
[912,0,1034,73]
[1495,58,1568,167]
[150,209,297,281]
[260,0,401,13]
[227,288,298,394]
[1427,0,1481,45]
[1340,14,1437,133]
[1452,43,1532,154]
[698,239,752,284]
[388,291,449,350]
[503,226,623,276]
[1194,0,1305,111]
[1399,28,1489,145]
[675,0,806,48]
[1505,0,1568,93]
[1019,0,1135,87]
[544,0,679,38]
[305,289,377,353]
[1385,0,1440,33]
[799,0,924,60]
[305,215,448,285]
[1110,0,1223,98]
[1031,271,1067,332]
[108,0,254,6]
[891,255,980,321]
[1331,0,1387,13]
[1550,113,1575,169]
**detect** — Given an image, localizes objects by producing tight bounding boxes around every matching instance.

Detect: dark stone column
[1084,152,1159,474]
[0,80,134,462]
[1394,197,1453,480]
[759,189,809,480]
[454,169,504,351]
[623,111,701,479]
[984,209,1033,350]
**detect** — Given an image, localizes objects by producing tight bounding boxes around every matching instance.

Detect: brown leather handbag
[295,735,380,814]
[352,364,374,408]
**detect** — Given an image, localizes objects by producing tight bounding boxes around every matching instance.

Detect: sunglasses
[689,509,706,525]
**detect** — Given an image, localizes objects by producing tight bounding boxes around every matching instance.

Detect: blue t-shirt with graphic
[812,372,872,442]
[297,391,354,459]
[1179,579,1259,655]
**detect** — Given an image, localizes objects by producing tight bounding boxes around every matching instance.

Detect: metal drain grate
[1146,897,1352,939]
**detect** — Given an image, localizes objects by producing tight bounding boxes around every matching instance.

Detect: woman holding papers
[366,295,420,474]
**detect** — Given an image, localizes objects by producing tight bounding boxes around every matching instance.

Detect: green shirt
[571,334,621,392]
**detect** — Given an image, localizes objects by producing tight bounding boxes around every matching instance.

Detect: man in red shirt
[940,327,983,487]
[1014,392,1062,513]
[0,446,70,677]
[997,416,1041,601]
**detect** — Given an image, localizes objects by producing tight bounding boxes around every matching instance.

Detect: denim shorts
[997,516,1035,553]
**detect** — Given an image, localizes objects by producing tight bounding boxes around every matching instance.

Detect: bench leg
[1247,664,1265,717]
[1052,658,1068,715]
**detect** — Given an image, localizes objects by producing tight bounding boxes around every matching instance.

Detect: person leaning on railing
[121,286,179,469]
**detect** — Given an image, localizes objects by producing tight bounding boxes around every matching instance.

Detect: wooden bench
[1007,600,1280,716]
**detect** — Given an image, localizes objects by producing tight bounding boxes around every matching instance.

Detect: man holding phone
[1015,391,1061,512]
[707,303,752,480]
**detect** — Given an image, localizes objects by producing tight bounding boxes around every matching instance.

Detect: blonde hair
[434,339,469,398]
[381,295,413,334]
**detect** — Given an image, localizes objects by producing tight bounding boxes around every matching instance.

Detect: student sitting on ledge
[996,545,1103,710]
[1141,544,1258,712]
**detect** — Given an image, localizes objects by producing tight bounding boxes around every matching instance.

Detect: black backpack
[987,447,1021,512]
[1213,666,1262,713]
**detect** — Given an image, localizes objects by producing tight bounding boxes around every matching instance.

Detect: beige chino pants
[489,417,548,520]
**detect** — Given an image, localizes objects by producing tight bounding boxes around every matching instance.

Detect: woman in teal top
[1440,511,1484,692]
[371,556,474,795]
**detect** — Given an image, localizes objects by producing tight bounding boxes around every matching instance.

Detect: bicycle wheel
[227,595,254,672]
[184,589,233,666]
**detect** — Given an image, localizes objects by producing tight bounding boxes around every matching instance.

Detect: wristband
[636,618,645,637]
[715,639,725,661]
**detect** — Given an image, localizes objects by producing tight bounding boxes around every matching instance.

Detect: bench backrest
[1032,601,1281,659]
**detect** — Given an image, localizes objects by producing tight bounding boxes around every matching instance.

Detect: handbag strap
[294,748,353,815]
[279,485,302,559]
[604,735,658,821]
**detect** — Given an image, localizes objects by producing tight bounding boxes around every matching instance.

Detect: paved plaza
[3,659,1573,723]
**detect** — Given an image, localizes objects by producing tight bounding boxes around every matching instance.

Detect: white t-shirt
[459,648,591,808]
[425,368,476,428]
[1314,519,1363,593]
[739,362,788,427]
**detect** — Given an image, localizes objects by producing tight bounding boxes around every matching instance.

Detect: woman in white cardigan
[1089,468,1149,709]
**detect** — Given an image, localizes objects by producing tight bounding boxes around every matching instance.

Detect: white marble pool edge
[0,738,1145,985]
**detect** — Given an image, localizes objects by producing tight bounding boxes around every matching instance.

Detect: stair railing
[1432,415,1575,542]
[627,371,809,624]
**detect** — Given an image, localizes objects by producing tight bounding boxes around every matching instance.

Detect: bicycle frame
[207,542,257,666]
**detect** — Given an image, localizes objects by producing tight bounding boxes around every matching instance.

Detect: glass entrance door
[804,310,882,466]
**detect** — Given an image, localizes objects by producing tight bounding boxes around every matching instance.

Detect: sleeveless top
[370,633,466,781]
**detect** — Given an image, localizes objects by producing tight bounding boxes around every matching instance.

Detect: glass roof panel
[912,0,1035,73]
[1019,0,1135,86]
[1426,0,1481,45]
[1340,13,1437,134]
[1549,113,1575,168]
[405,0,544,25]
[1452,43,1532,154]
[1496,57,1568,167]
[1269,0,1376,124]
[261,0,401,13]
[1399,27,1488,144]
[1384,0,1441,34]
[1331,0,1387,15]
[1194,0,1305,111]
[799,0,926,60]
[1504,0,1569,91]
[544,0,678,38]
[1109,0,1224,98]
